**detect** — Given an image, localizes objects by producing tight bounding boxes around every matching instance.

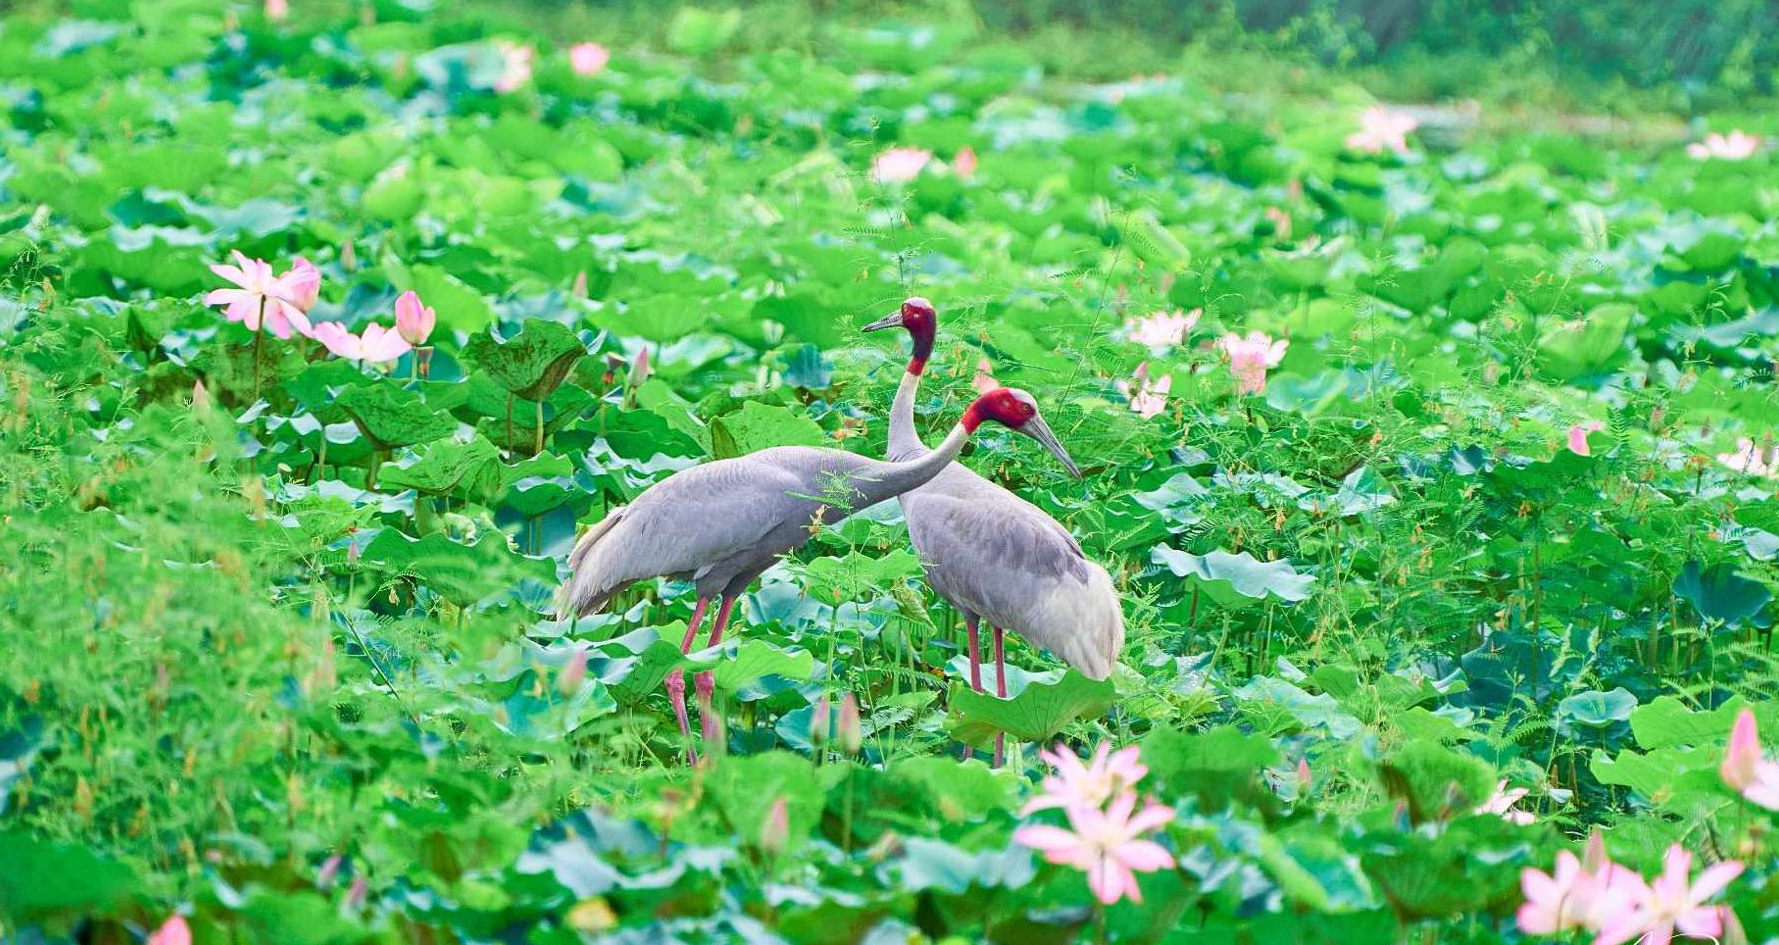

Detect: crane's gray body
[889,375,1124,679]
[560,437,961,618]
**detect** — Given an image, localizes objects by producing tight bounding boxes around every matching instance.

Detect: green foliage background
[0,0,1777,942]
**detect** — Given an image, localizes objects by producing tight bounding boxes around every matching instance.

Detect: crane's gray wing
[904,486,1091,611]
[903,480,1124,679]
[557,456,813,617]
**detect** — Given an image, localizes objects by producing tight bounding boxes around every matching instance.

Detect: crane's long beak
[1021,414,1081,478]
[861,310,904,333]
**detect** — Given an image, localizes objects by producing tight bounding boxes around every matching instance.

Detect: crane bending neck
[855,422,969,507]
[887,370,925,460]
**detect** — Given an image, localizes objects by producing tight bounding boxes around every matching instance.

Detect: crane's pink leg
[962,615,983,761]
[665,597,710,764]
[992,624,1007,769]
[695,596,739,750]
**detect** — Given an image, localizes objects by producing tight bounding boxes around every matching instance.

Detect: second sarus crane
[864,297,1125,766]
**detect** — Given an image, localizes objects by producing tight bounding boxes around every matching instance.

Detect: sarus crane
[557,385,1077,761]
[863,297,1124,765]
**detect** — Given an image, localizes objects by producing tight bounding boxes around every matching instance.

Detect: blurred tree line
[978,0,1776,94]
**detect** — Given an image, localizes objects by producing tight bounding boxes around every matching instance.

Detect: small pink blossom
[838,693,862,754]
[1013,792,1175,905]
[1124,309,1199,348]
[558,649,588,696]
[1021,742,1149,816]
[1718,436,1778,479]
[953,146,978,179]
[1476,779,1535,825]
[1345,106,1418,157]
[394,290,436,346]
[1115,362,1171,419]
[493,42,534,94]
[1216,331,1288,396]
[629,346,652,388]
[1517,844,1634,935]
[264,0,288,19]
[146,916,192,945]
[872,147,932,185]
[281,256,320,313]
[759,797,789,855]
[1687,130,1760,162]
[972,357,998,395]
[311,322,412,364]
[1567,421,1605,457]
[1594,845,1743,945]
[204,250,313,339]
[192,379,212,413]
[571,270,588,298]
[1264,206,1292,240]
[569,42,610,78]
[1721,709,1779,809]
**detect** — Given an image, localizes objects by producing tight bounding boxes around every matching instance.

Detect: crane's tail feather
[555,507,629,619]
[1040,563,1125,681]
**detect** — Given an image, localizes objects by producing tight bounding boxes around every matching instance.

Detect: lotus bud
[760,797,789,856]
[810,695,828,748]
[838,693,862,755]
[559,648,588,696]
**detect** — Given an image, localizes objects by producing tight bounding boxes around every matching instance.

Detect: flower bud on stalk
[760,798,789,857]
[839,693,862,755]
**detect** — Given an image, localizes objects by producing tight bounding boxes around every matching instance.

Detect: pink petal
[1593,914,1656,945]
[1676,907,1726,939]
[1723,709,1762,789]
[146,916,192,945]
[1688,860,1744,903]
[1012,825,1086,854]
[1111,839,1173,872]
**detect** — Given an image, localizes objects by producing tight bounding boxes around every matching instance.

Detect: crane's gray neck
[887,370,926,461]
[854,422,969,507]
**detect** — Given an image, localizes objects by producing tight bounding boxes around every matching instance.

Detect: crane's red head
[860,296,937,375]
[961,387,1081,477]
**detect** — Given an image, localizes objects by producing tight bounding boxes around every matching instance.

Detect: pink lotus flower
[760,797,789,855]
[569,42,610,77]
[281,255,320,313]
[1345,106,1418,157]
[558,649,588,696]
[838,693,862,754]
[1217,331,1288,396]
[953,146,978,179]
[1594,845,1743,945]
[571,270,588,298]
[1115,362,1171,419]
[1687,130,1759,161]
[1264,206,1292,240]
[205,250,314,339]
[1518,839,1634,935]
[1014,792,1175,905]
[394,291,436,346]
[972,357,999,395]
[1476,779,1535,826]
[1124,309,1199,348]
[310,322,412,364]
[1718,436,1778,479]
[1022,742,1150,816]
[192,379,212,413]
[872,147,932,185]
[264,0,288,20]
[1721,709,1779,809]
[147,916,191,945]
[494,42,534,94]
[1568,421,1605,457]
